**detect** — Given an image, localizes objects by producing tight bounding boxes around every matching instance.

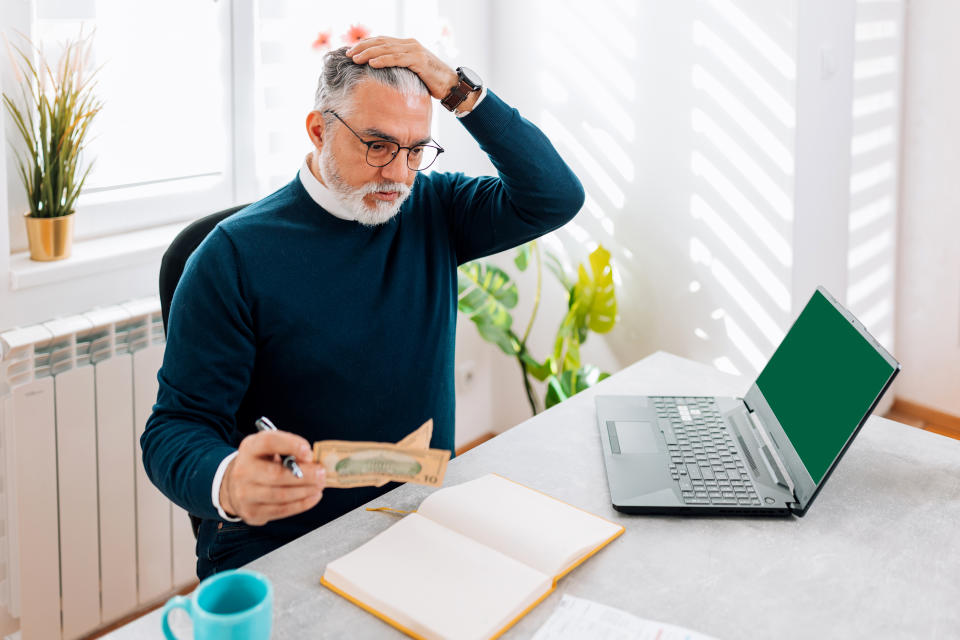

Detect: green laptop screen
[756,290,895,484]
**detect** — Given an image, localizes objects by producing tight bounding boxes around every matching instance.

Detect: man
[142,37,584,578]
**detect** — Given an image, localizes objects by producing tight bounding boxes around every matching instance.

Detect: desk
[107,352,960,639]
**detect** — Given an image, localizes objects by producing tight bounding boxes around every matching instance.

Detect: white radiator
[0,298,196,639]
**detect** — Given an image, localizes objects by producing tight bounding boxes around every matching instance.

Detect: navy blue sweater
[142,90,584,545]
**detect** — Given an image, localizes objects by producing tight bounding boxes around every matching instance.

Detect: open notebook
[321,474,624,640]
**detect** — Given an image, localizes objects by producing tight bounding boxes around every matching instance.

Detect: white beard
[319,147,412,226]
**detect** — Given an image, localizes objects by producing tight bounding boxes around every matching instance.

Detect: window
[4,0,450,252]
[251,0,451,192]
[7,0,234,246]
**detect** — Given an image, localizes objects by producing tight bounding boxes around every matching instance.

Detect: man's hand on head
[220,430,325,526]
[346,36,480,113]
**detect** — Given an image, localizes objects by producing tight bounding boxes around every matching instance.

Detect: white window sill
[9,221,189,291]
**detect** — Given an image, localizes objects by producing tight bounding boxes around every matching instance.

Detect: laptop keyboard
[653,396,762,507]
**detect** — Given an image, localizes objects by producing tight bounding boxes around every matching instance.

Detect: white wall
[895,0,960,416]
[431,2,500,445]
[845,0,904,360]
[490,0,799,380]
[482,0,897,430]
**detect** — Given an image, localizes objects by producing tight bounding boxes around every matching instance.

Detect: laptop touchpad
[608,420,661,454]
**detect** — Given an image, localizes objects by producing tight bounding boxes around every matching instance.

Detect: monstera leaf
[551,306,583,373]
[457,262,520,355]
[456,242,618,416]
[514,242,531,271]
[573,245,617,334]
[544,365,610,409]
[520,351,554,382]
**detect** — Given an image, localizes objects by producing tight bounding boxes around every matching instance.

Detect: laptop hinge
[744,403,798,502]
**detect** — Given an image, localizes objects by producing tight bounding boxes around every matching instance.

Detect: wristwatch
[441,67,482,113]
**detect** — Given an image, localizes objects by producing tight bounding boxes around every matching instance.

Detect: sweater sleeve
[141,226,255,520]
[447,90,585,265]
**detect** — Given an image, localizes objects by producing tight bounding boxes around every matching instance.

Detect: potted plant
[2,32,102,261]
[458,240,618,415]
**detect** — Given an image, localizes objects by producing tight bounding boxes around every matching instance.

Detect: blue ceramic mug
[161,569,273,639]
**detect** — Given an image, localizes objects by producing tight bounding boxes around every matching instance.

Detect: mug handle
[161,595,192,640]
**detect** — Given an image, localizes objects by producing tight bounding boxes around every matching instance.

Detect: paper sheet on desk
[532,595,718,640]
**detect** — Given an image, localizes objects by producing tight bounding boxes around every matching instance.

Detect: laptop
[595,286,900,516]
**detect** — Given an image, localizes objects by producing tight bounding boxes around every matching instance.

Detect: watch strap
[441,67,481,112]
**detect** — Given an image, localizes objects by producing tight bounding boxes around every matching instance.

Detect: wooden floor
[84,582,197,639]
[456,432,497,456]
[884,398,960,441]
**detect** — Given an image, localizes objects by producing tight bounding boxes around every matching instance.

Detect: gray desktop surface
[107,352,960,640]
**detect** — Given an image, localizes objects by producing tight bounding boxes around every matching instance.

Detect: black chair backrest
[158,204,248,538]
[160,204,249,335]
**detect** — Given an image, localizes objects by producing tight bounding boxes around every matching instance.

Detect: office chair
[159,204,249,332]
[159,203,249,538]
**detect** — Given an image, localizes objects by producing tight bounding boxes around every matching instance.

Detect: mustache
[359,181,411,197]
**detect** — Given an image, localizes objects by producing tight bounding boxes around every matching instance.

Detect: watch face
[457,66,482,90]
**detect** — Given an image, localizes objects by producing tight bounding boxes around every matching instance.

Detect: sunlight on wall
[849,195,893,230]
[494,1,798,390]
[690,153,792,264]
[689,194,790,311]
[687,0,795,378]
[539,111,627,210]
[690,110,792,218]
[524,0,636,319]
[490,0,900,389]
[691,66,794,175]
[706,0,795,80]
[844,0,903,352]
[536,36,637,138]
[691,21,795,126]
[851,126,894,155]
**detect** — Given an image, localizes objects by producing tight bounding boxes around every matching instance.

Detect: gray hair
[313,47,429,120]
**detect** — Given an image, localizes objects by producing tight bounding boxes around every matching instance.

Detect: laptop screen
[755,289,897,484]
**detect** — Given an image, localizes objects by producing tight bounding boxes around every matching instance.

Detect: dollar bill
[395,419,433,450]
[314,439,450,488]
[374,419,434,487]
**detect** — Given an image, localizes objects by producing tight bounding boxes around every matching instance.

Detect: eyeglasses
[324,110,444,171]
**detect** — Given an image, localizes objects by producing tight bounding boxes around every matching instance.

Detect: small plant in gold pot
[3,33,102,261]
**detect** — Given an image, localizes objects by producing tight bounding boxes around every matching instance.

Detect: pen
[254,416,305,479]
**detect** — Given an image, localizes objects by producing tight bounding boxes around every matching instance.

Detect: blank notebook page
[324,513,552,640]
[417,474,623,577]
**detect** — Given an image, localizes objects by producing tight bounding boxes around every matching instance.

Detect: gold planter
[25,212,75,261]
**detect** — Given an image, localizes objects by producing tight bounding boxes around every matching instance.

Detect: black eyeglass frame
[324,110,445,171]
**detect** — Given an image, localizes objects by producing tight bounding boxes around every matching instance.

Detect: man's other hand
[346,37,478,111]
[220,430,325,526]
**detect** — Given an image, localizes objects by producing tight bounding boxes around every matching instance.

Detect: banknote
[374,419,434,487]
[395,419,433,450]
[314,439,450,488]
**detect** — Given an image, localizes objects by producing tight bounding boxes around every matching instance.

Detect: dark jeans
[195,518,289,580]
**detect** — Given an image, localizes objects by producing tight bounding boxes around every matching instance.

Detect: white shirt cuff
[455,86,488,118]
[212,451,242,522]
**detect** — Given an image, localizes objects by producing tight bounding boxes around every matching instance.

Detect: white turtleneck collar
[298,153,357,221]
